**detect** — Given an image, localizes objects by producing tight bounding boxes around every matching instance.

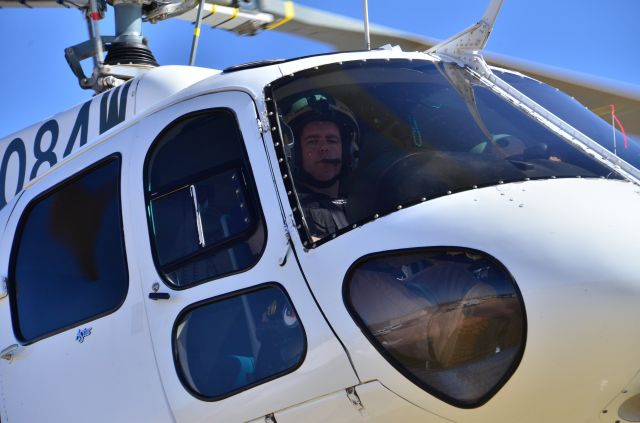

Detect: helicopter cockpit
[269,59,624,246]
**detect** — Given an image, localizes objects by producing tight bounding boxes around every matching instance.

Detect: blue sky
[0,0,638,138]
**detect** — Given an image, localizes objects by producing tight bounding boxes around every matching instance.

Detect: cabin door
[126,91,359,422]
[0,141,171,422]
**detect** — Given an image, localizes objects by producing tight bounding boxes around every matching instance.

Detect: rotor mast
[105,1,158,68]
[65,0,167,92]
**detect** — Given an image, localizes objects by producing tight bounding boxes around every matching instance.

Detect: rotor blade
[176,3,275,35]
[0,0,88,8]
[255,0,438,52]
[177,0,439,51]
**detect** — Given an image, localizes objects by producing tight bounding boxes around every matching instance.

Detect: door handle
[149,282,170,300]
[149,292,170,300]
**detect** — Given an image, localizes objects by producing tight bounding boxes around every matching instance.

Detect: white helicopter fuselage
[0,49,638,423]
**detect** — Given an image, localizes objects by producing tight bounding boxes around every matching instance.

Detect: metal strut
[189,0,207,65]
[87,0,105,69]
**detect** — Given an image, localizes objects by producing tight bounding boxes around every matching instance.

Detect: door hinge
[278,227,291,267]
[346,386,367,416]
[257,112,270,135]
[0,276,7,300]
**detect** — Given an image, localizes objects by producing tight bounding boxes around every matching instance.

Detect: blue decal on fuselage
[0,138,26,209]
[30,119,59,180]
[63,100,91,158]
[100,81,131,134]
[0,80,132,209]
[76,327,93,343]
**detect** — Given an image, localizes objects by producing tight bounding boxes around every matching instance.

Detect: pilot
[284,94,359,241]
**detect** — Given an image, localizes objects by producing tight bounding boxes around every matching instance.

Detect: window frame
[342,246,528,409]
[149,162,259,272]
[8,154,129,345]
[264,59,619,249]
[171,282,308,402]
[143,108,267,290]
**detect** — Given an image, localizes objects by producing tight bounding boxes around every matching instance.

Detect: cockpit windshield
[269,59,620,245]
[496,70,640,169]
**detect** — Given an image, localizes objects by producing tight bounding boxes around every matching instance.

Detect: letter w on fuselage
[100,81,132,135]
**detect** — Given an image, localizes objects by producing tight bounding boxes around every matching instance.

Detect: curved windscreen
[496,70,640,169]
[345,248,525,407]
[270,60,620,244]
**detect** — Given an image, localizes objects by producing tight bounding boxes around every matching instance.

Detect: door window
[10,157,128,344]
[145,110,266,288]
[173,284,306,400]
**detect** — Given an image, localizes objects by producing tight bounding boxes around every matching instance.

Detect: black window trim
[342,246,528,409]
[150,164,260,273]
[143,108,268,291]
[8,154,129,346]
[171,282,308,402]
[148,158,247,200]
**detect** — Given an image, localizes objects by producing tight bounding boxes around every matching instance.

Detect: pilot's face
[300,121,342,182]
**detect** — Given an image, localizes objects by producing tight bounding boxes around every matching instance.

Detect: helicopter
[0,0,639,422]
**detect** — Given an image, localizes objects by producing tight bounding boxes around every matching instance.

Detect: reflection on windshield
[497,70,640,169]
[271,60,621,244]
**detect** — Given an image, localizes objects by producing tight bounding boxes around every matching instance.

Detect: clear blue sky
[0,0,638,138]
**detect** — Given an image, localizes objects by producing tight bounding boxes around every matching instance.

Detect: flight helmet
[282,93,359,186]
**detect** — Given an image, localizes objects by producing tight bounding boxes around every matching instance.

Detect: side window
[345,248,525,407]
[145,110,266,288]
[173,284,305,400]
[10,157,128,344]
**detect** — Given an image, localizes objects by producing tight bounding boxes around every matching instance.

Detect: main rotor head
[66,0,219,92]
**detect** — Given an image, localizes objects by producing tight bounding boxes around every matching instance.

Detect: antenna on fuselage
[362,0,371,50]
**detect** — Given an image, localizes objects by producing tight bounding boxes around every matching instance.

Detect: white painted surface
[269,381,452,423]
[0,130,172,423]
[126,90,359,423]
[291,178,640,423]
[0,66,219,212]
